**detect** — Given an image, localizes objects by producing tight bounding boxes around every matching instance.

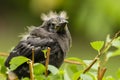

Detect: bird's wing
[5,35,55,67]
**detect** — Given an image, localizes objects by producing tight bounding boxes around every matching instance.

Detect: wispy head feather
[19,26,37,40]
[41,11,68,21]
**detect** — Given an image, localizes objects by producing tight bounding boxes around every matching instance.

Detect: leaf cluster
[0,31,120,80]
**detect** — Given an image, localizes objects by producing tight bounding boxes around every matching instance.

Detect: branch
[78,31,120,80]
[45,47,51,77]
[27,60,34,80]
[98,67,107,80]
[83,58,98,74]
[64,59,83,65]
[0,52,9,57]
[32,48,35,64]
[82,31,120,74]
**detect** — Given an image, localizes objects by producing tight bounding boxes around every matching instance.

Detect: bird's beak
[55,20,68,32]
[56,23,67,32]
[61,22,67,27]
[60,20,68,28]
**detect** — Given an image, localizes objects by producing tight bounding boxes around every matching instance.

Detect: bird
[5,11,72,79]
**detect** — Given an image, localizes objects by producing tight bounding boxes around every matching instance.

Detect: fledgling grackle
[5,11,72,79]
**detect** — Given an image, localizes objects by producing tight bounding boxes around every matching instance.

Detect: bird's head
[41,11,68,33]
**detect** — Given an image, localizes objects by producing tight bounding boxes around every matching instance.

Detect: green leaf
[72,71,82,80]
[69,64,81,73]
[106,35,111,43]
[33,63,45,75]
[58,69,64,75]
[112,37,120,48]
[106,52,113,61]
[112,49,120,57]
[47,74,62,80]
[48,65,59,75]
[64,69,71,80]
[84,60,99,70]
[87,72,96,80]
[10,56,29,71]
[106,49,120,60]
[90,41,104,51]
[80,74,93,80]
[116,68,120,78]
[0,66,7,74]
[103,76,115,80]
[34,75,45,80]
[42,49,48,58]
[0,57,6,65]
[22,77,30,80]
[0,74,6,80]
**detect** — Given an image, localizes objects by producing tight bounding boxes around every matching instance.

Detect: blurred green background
[0,0,120,78]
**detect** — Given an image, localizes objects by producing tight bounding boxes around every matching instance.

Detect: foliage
[0,31,120,80]
[10,56,30,71]
[90,41,104,52]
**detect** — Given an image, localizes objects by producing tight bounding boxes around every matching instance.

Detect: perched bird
[5,11,72,79]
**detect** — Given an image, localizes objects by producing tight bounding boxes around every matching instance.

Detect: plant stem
[64,59,83,65]
[0,52,9,57]
[83,31,120,74]
[83,58,98,74]
[98,67,107,80]
[45,47,51,77]
[26,47,35,80]
[27,60,34,80]
[32,48,35,64]
[77,31,120,80]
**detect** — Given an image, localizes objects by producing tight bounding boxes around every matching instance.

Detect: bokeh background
[0,0,120,78]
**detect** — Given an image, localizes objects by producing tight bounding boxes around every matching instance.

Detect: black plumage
[5,11,72,79]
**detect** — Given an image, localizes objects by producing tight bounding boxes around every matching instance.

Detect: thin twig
[77,31,120,80]
[27,60,34,80]
[100,68,107,79]
[32,48,35,64]
[98,66,101,80]
[45,47,51,77]
[64,59,83,65]
[102,30,120,54]
[83,58,98,74]
[98,67,107,80]
[0,52,9,57]
[82,31,120,74]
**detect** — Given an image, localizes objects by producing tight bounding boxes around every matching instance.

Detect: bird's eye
[51,23,55,26]
[48,23,54,27]
[50,23,56,29]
